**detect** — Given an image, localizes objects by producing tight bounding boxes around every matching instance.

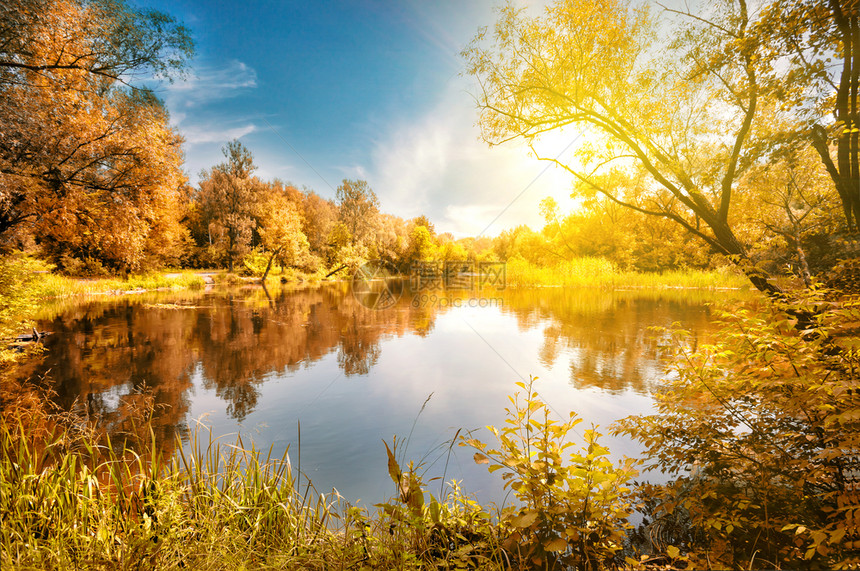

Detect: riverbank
[12,253,752,305]
[32,268,328,299]
[34,271,209,298]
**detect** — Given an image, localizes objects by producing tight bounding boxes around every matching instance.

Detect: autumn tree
[464,0,847,297]
[255,186,309,282]
[300,190,337,260]
[493,226,525,262]
[374,212,409,264]
[459,236,496,262]
[436,233,469,262]
[405,225,435,263]
[752,0,859,232]
[410,215,435,236]
[196,140,263,272]
[336,179,379,247]
[0,0,193,270]
[735,147,842,285]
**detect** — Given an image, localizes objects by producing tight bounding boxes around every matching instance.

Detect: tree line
[1,0,856,293]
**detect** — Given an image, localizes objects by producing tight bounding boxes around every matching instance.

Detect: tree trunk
[325,264,348,278]
[818,0,860,232]
[261,246,284,284]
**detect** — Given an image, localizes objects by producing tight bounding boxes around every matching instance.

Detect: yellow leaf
[383,440,400,484]
[474,452,490,464]
[512,510,538,528]
[544,537,567,552]
[666,545,680,559]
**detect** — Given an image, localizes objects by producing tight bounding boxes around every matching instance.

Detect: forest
[0,0,854,286]
[1,0,859,569]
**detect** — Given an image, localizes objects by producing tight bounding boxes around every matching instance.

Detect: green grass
[504,257,750,290]
[33,271,207,299]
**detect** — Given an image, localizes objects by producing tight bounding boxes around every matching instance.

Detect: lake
[26,281,747,508]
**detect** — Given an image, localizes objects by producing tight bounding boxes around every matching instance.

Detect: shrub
[462,377,637,570]
[614,293,860,569]
[376,436,505,570]
[59,253,109,277]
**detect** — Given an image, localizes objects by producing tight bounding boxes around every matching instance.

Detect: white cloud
[183,123,257,144]
[443,204,511,237]
[366,79,579,237]
[156,60,259,181]
[165,60,258,106]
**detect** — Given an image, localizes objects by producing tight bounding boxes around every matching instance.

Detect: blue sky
[142,0,577,237]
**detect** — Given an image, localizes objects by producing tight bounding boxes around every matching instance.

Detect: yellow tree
[736,147,842,286]
[336,179,379,247]
[463,0,839,297]
[256,187,309,282]
[301,190,338,261]
[405,224,435,263]
[752,0,859,232]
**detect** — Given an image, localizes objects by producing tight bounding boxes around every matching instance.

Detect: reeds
[504,257,749,290]
[0,402,506,570]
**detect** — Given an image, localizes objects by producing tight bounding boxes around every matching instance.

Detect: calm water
[27,283,743,507]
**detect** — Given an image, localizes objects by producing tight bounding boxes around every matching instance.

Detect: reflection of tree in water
[28,300,197,454]
[26,284,437,431]
[22,283,734,462]
[502,289,728,394]
[337,314,382,376]
[192,287,433,411]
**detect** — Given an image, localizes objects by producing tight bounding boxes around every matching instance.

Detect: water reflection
[499,289,717,394]
[24,283,746,503]
[29,285,731,421]
[32,284,439,422]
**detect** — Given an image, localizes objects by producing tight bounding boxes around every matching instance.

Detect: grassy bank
[503,257,750,289]
[0,399,506,571]
[33,271,208,299]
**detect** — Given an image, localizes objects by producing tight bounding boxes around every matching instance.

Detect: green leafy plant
[461,377,637,570]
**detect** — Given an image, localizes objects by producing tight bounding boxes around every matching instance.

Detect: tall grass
[2,410,347,569]
[33,271,206,299]
[0,400,506,570]
[504,257,749,290]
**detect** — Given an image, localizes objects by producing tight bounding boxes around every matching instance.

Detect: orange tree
[0,0,193,270]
